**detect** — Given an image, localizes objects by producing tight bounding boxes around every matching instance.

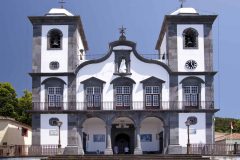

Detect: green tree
[0,82,18,117]
[215,117,240,133]
[16,90,32,125]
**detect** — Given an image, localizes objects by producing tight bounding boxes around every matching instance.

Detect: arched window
[81,77,106,109]
[111,77,135,110]
[183,28,198,49]
[140,76,165,109]
[180,77,204,109]
[47,29,63,49]
[41,77,66,109]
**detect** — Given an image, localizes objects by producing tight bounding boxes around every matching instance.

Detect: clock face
[185,60,197,69]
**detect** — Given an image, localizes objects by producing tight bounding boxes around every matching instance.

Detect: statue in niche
[119,58,127,73]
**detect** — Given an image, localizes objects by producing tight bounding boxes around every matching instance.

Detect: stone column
[77,127,85,155]
[64,127,84,155]
[134,125,142,155]
[104,125,113,155]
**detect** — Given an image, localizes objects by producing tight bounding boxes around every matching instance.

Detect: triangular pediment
[140,76,165,84]
[81,77,106,85]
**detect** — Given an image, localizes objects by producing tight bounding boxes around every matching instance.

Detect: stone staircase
[45,154,210,160]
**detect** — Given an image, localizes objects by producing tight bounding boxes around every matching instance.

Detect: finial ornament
[59,0,66,8]
[179,0,186,8]
[119,26,126,41]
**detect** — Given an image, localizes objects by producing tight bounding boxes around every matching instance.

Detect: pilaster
[104,124,113,155]
[134,125,142,155]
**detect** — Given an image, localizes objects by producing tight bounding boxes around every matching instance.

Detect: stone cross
[59,0,66,8]
[119,26,126,37]
[179,0,186,8]
[119,26,127,41]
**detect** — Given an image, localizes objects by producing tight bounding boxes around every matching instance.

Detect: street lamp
[57,121,63,154]
[185,120,191,154]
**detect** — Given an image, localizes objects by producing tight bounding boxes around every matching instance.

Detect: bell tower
[28,7,88,148]
[155,7,217,72]
[29,7,88,74]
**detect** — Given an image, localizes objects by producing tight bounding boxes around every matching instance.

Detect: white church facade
[29,7,217,155]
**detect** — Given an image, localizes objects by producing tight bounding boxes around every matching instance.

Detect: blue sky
[0,0,239,118]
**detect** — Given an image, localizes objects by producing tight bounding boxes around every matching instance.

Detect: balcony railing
[31,101,215,111]
[0,145,60,157]
[190,143,240,155]
[83,54,165,60]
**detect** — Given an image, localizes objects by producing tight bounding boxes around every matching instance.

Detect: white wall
[82,118,106,152]
[41,25,68,73]
[160,33,168,63]
[40,114,68,148]
[76,30,85,62]
[140,117,163,151]
[178,75,205,109]
[179,113,206,147]
[177,24,204,72]
[0,121,32,145]
[76,46,170,110]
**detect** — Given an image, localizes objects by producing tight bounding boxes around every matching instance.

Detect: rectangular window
[22,128,28,137]
[183,86,199,106]
[145,86,160,107]
[48,87,62,107]
[116,86,131,107]
[86,87,101,107]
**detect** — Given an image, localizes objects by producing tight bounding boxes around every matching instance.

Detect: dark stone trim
[81,77,106,85]
[28,109,219,114]
[32,114,41,145]
[32,25,42,73]
[41,77,67,85]
[205,75,214,103]
[75,40,172,74]
[110,77,136,85]
[32,76,41,103]
[68,75,77,107]
[140,76,165,84]
[155,15,217,50]
[28,16,88,50]
[206,113,214,143]
[169,112,179,145]
[113,73,132,76]
[171,72,217,76]
[29,72,75,76]
[169,75,178,108]
[179,76,205,84]
[68,25,78,72]
[204,24,214,72]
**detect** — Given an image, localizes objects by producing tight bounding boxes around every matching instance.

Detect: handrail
[31,101,216,111]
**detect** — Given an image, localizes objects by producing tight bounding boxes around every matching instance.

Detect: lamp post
[185,120,191,154]
[57,121,63,154]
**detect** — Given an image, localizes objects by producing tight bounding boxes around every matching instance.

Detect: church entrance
[111,117,135,154]
[114,133,130,154]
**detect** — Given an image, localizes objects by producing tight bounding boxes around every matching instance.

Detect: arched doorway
[114,133,130,154]
[140,117,164,154]
[82,117,106,154]
[111,117,135,154]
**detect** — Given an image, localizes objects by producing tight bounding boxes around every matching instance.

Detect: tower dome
[46,8,74,16]
[170,7,199,15]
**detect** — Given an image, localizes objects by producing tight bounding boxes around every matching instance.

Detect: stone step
[45,154,210,160]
